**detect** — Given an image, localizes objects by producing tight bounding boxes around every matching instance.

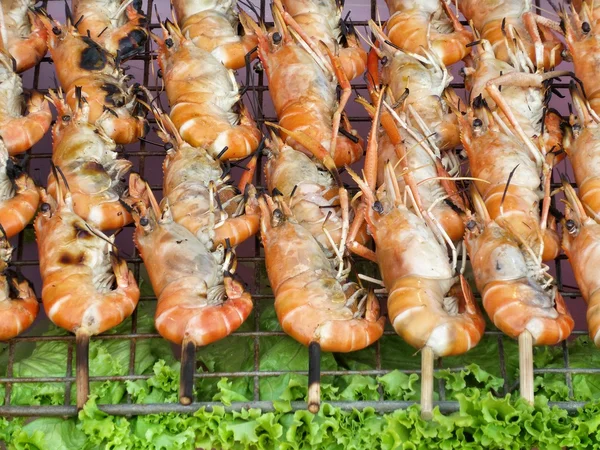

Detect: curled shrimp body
[153,21,261,161]
[0,228,38,340]
[562,182,600,346]
[561,3,600,116]
[0,0,48,73]
[259,193,385,352]
[72,0,148,60]
[46,91,132,231]
[171,0,257,71]
[364,22,465,242]
[43,19,148,145]
[349,164,485,357]
[248,3,363,168]
[564,84,600,220]
[278,0,366,80]
[154,110,259,249]
[458,0,563,69]
[0,141,39,238]
[35,188,139,336]
[0,51,51,155]
[457,104,560,261]
[129,175,253,347]
[384,0,472,67]
[466,189,573,346]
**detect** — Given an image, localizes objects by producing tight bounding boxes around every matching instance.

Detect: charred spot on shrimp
[59,252,85,265]
[118,30,148,60]
[80,37,109,71]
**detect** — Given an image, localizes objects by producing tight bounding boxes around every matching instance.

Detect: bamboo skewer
[420,346,435,420]
[179,337,197,405]
[75,329,90,410]
[519,331,534,404]
[308,342,321,414]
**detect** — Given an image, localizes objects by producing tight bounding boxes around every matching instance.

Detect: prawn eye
[52,26,61,36]
[253,61,263,73]
[165,38,174,48]
[140,217,149,227]
[272,32,282,44]
[40,203,51,213]
[157,69,163,78]
[62,115,71,122]
[466,220,477,231]
[272,208,284,225]
[565,219,578,234]
[373,201,384,214]
[164,142,174,151]
[573,124,582,133]
[381,56,388,66]
[473,118,483,129]
[582,22,591,34]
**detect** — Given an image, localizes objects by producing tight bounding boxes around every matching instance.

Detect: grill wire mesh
[0,0,593,418]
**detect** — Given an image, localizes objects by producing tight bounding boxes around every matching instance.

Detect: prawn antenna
[500,164,519,216]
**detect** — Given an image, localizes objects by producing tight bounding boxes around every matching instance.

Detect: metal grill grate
[0,0,592,417]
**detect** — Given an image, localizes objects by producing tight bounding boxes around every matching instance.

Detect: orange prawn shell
[254,26,364,167]
[133,207,253,347]
[46,104,133,231]
[44,22,147,144]
[260,202,384,352]
[172,0,258,70]
[35,199,139,335]
[384,0,472,67]
[466,219,573,345]
[0,272,39,341]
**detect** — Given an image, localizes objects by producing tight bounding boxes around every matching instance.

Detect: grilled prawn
[35,181,139,338]
[0,0,47,72]
[153,20,261,161]
[465,187,573,346]
[42,17,148,145]
[0,139,39,238]
[46,90,133,231]
[364,22,466,242]
[562,182,600,346]
[249,2,363,168]
[155,109,259,249]
[259,193,385,352]
[277,0,366,80]
[0,226,38,341]
[128,174,253,347]
[0,51,51,155]
[458,0,563,69]
[171,0,257,70]
[560,2,600,116]
[563,82,600,220]
[347,135,484,357]
[72,0,148,60]
[384,0,472,67]
[456,94,560,261]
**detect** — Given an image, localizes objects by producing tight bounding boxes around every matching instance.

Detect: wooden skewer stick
[76,329,90,410]
[519,330,534,404]
[179,337,196,405]
[308,342,321,414]
[421,346,434,420]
